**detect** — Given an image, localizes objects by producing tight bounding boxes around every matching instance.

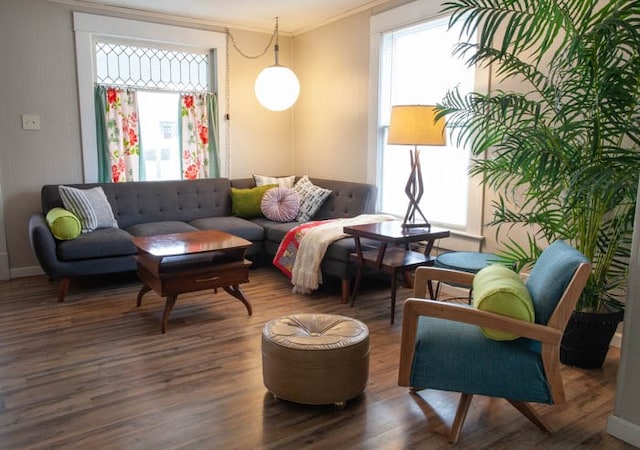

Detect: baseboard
[10,265,44,279]
[607,414,640,447]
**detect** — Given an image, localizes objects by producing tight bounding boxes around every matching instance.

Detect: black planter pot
[560,309,624,369]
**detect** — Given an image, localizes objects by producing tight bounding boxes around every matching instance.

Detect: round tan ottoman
[262,313,370,407]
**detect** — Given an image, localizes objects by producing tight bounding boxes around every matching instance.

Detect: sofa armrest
[28,213,62,279]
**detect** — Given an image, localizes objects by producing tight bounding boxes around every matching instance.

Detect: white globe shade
[254,65,300,111]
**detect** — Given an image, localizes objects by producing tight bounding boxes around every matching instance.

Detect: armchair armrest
[413,266,476,297]
[398,298,562,386]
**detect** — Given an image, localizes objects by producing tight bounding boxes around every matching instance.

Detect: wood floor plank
[0,267,632,449]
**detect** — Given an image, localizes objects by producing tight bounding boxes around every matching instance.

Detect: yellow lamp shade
[255,65,300,111]
[387,105,446,146]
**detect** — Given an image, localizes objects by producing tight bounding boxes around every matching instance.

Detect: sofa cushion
[46,207,81,240]
[56,227,136,261]
[126,221,199,237]
[526,240,590,325]
[255,218,381,261]
[59,185,118,233]
[230,184,277,218]
[410,315,550,403]
[261,187,300,222]
[324,236,382,261]
[293,176,332,222]
[258,220,299,243]
[253,174,295,188]
[190,216,265,242]
[42,179,233,229]
[472,264,534,341]
[307,178,377,220]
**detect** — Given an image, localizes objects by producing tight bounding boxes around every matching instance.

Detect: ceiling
[54,0,394,34]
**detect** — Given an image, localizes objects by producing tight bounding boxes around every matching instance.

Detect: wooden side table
[343,221,449,324]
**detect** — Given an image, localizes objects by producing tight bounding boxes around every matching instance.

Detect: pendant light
[254,18,300,111]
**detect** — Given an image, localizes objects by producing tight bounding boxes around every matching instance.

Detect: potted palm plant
[438,0,640,368]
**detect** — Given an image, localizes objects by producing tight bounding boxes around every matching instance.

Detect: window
[73,13,228,182]
[378,17,474,227]
[137,92,181,181]
[369,1,488,250]
[94,42,210,181]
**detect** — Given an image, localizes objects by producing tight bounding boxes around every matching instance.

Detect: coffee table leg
[161,295,178,334]
[136,285,152,307]
[222,285,253,316]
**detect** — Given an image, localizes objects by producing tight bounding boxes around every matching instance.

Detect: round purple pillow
[261,187,300,222]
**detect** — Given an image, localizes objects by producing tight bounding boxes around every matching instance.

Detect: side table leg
[403,271,413,289]
[161,295,177,334]
[390,272,398,325]
[136,285,152,307]
[350,265,364,307]
[222,285,253,316]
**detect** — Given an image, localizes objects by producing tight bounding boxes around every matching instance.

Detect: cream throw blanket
[291,214,394,294]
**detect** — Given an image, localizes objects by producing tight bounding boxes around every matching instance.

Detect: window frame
[368,0,490,251]
[73,12,228,182]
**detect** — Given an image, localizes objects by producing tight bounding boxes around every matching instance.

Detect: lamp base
[401,221,431,230]
[401,147,431,230]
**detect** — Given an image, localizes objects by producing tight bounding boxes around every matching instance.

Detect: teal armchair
[398,241,591,443]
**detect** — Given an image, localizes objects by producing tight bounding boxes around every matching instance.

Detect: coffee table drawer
[162,266,249,294]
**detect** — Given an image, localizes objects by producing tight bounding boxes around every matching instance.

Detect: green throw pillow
[230,184,277,218]
[45,207,81,240]
[472,264,535,341]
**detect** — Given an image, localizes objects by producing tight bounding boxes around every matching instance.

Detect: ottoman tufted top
[263,314,369,350]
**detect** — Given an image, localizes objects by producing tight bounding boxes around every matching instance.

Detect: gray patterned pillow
[58,185,118,233]
[292,176,332,222]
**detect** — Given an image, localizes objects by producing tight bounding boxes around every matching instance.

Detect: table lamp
[387,105,446,229]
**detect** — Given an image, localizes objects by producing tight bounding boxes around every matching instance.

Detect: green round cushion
[46,207,81,240]
[472,264,535,341]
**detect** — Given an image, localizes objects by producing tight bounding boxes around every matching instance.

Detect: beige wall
[1,0,84,275]
[226,29,296,178]
[293,11,371,183]
[0,0,296,274]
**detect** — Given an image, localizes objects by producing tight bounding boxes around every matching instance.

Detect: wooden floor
[0,267,632,449]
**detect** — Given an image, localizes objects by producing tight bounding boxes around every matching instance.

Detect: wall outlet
[21,114,41,130]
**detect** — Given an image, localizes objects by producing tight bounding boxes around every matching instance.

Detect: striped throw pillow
[58,186,118,233]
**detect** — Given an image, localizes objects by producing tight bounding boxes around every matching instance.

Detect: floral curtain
[95,86,141,182]
[179,92,220,179]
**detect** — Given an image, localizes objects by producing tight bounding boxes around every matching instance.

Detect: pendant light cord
[226,18,279,60]
[225,17,283,173]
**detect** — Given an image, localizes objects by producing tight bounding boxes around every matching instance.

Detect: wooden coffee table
[132,230,253,333]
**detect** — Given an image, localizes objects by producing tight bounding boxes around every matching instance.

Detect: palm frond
[439,0,640,312]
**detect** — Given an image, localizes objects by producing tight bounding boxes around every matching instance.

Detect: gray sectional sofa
[28,177,377,303]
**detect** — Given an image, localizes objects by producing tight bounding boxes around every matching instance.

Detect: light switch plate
[22,114,41,130]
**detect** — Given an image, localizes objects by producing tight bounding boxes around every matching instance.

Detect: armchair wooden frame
[398,263,591,444]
